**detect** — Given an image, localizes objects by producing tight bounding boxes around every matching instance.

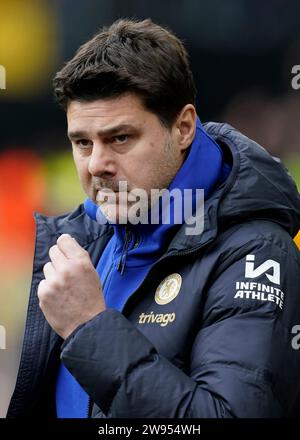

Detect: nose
[88,143,117,177]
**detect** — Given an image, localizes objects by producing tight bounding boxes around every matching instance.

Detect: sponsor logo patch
[138,311,176,327]
[155,273,182,305]
[234,281,284,309]
[234,255,284,309]
[245,254,280,285]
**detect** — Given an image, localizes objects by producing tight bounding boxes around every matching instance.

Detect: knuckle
[81,256,91,267]
[37,280,47,300]
[78,258,91,271]
[43,262,52,276]
[71,252,89,269]
[49,244,58,255]
[49,279,61,291]
[59,266,72,280]
[57,233,69,242]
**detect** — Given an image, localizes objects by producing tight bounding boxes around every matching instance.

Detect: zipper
[86,248,116,418]
[86,396,93,418]
[117,227,131,275]
[117,227,141,275]
[86,227,141,417]
[102,263,113,292]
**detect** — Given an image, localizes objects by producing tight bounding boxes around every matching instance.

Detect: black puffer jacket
[7,123,300,418]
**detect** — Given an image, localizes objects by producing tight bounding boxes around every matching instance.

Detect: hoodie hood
[206,122,300,234]
[168,122,300,254]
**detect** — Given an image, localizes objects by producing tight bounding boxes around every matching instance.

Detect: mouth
[95,189,129,206]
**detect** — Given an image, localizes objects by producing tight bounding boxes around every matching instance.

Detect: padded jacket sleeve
[60,238,300,417]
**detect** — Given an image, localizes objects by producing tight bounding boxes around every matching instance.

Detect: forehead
[67,93,153,133]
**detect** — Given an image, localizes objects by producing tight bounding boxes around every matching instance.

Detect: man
[7,18,300,418]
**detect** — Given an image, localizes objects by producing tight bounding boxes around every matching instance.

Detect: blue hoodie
[55,117,231,418]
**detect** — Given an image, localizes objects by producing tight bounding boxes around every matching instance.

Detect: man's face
[67,93,193,222]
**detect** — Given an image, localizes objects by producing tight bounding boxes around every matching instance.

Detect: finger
[37,279,46,300]
[49,244,67,269]
[56,234,86,259]
[43,261,56,280]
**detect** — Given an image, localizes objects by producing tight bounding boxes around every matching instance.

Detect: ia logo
[245,254,280,285]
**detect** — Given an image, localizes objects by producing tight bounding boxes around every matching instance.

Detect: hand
[38,233,106,339]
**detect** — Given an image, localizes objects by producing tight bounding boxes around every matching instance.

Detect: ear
[173,104,197,153]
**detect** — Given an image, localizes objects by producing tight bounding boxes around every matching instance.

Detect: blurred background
[1,0,300,417]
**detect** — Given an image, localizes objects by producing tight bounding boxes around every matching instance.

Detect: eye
[112,134,129,144]
[75,139,92,148]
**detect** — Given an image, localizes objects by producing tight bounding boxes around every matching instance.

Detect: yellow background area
[294,230,300,250]
[0,0,58,96]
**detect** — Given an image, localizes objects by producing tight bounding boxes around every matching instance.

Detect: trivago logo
[0,325,6,349]
[138,312,176,327]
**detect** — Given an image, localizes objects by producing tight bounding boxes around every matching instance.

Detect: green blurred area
[285,155,300,191]
[43,151,85,215]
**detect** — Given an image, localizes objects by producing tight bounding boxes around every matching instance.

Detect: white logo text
[245,254,280,285]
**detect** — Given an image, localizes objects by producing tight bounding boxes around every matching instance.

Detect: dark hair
[53,18,196,128]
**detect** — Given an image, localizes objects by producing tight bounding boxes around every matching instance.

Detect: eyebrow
[67,124,136,141]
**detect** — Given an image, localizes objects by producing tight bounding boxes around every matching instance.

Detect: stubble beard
[90,136,182,224]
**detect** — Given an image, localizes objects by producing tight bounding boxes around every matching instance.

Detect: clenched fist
[38,233,106,339]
